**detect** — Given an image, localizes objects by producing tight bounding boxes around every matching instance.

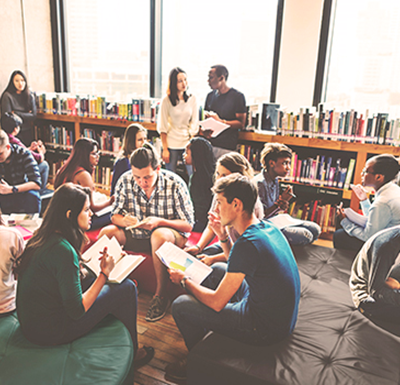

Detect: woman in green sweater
[14,183,153,366]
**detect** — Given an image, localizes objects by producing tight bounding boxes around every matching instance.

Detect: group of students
[2,64,400,382]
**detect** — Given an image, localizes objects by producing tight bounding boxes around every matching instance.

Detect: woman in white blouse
[157,67,199,175]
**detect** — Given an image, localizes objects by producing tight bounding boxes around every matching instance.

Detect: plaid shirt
[112,169,194,239]
[0,144,41,187]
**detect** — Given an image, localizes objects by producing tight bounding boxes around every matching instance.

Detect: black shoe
[134,346,155,369]
[165,358,187,381]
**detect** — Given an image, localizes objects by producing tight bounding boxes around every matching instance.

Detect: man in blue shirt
[166,174,301,381]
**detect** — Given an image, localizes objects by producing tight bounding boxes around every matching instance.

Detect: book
[267,214,304,230]
[83,235,145,284]
[155,241,212,285]
[200,118,230,138]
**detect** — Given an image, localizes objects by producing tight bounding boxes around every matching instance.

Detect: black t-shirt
[205,88,246,150]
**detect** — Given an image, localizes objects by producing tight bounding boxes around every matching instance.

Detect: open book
[267,214,304,230]
[344,207,368,228]
[200,117,230,138]
[155,241,212,285]
[83,235,145,283]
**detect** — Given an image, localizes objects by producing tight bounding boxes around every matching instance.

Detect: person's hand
[198,254,214,266]
[37,141,46,155]
[0,179,12,195]
[208,211,227,240]
[275,197,289,211]
[184,245,201,255]
[29,141,38,151]
[351,184,368,201]
[162,148,170,164]
[169,268,185,285]
[204,111,220,120]
[386,277,400,290]
[136,216,162,231]
[336,204,346,222]
[99,247,115,277]
[123,214,138,227]
[199,127,213,139]
[281,186,294,202]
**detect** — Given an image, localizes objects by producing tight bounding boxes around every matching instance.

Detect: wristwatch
[180,276,190,289]
[12,186,18,194]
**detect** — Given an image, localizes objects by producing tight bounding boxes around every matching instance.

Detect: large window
[324,0,400,116]
[65,0,150,101]
[161,0,279,105]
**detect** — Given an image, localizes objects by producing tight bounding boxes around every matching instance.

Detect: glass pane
[162,0,278,105]
[325,0,400,116]
[65,0,150,101]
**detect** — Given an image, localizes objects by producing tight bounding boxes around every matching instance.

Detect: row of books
[237,144,262,172]
[36,124,75,147]
[288,200,337,233]
[82,128,122,153]
[35,92,160,122]
[276,105,400,145]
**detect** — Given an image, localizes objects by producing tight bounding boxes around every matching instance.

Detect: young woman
[110,123,147,195]
[185,152,264,266]
[157,67,199,175]
[15,183,154,366]
[183,137,215,232]
[54,138,114,229]
[1,70,37,145]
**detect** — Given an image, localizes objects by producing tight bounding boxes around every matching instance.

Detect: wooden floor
[134,291,187,385]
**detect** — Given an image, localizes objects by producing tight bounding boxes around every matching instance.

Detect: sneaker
[145,295,170,322]
[165,358,187,382]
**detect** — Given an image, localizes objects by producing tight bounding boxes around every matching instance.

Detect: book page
[344,207,368,228]
[109,254,145,283]
[200,118,230,138]
[267,214,304,230]
[156,242,212,285]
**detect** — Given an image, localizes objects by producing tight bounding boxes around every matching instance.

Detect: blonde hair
[260,142,292,170]
[216,152,254,179]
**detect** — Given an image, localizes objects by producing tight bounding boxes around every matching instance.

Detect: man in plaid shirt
[100,144,194,322]
[0,130,41,214]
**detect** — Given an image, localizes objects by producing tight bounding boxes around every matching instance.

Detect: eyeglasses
[361,168,377,175]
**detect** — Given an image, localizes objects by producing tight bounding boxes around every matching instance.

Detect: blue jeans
[172,263,269,351]
[282,221,321,246]
[165,148,193,176]
[0,190,41,214]
[38,161,49,193]
[59,278,139,351]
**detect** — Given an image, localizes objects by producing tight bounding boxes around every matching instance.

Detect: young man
[166,174,300,381]
[334,154,400,252]
[255,142,321,245]
[0,130,41,214]
[350,225,400,324]
[201,65,247,159]
[99,144,194,322]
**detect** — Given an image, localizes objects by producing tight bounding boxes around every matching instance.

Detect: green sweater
[16,233,85,345]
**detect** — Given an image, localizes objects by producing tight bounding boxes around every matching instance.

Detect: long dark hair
[167,67,189,106]
[14,183,91,276]
[1,70,32,109]
[54,138,98,189]
[190,137,215,186]
[120,123,147,158]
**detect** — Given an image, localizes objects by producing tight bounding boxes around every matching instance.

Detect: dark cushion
[187,245,400,385]
[0,312,134,385]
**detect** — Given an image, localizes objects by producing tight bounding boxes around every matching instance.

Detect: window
[324,0,400,116]
[161,0,279,105]
[65,0,150,101]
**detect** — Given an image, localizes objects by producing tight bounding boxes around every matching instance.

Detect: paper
[126,217,150,230]
[94,205,112,217]
[156,241,212,285]
[200,118,230,138]
[83,234,145,283]
[267,214,304,229]
[344,207,368,228]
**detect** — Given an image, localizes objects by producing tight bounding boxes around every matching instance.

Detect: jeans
[333,228,365,252]
[90,212,112,230]
[38,161,49,193]
[165,148,193,176]
[0,190,41,214]
[172,263,269,351]
[282,221,321,246]
[59,278,139,351]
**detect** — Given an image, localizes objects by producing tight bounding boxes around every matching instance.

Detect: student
[0,213,24,315]
[166,174,301,381]
[255,142,321,245]
[201,65,246,159]
[1,70,37,145]
[54,138,114,229]
[185,152,264,266]
[110,123,147,195]
[1,112,49,194]
[334,154,400,252]
[99,144,194,322]
[0,130,41,214]
[350,225,400,324]
[183,137,215,232]
[157,67,199,175]
[15,183,154,367]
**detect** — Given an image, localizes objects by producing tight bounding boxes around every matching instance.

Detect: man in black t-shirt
[201,65,246,159]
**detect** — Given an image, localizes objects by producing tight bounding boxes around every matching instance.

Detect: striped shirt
[112,169,194,239]
[0,144,41,187]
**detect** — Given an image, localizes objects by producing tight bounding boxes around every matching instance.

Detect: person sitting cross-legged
[165,174,301,382]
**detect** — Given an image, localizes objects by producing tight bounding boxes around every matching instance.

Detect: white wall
[277,0,324,110]
[0,0,54,96]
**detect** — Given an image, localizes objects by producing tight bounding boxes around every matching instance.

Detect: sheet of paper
[200,118,230,138]
[109,254,145,283]
[344,207,368,228]
[156,241,212,285]
[267,214,304,229]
